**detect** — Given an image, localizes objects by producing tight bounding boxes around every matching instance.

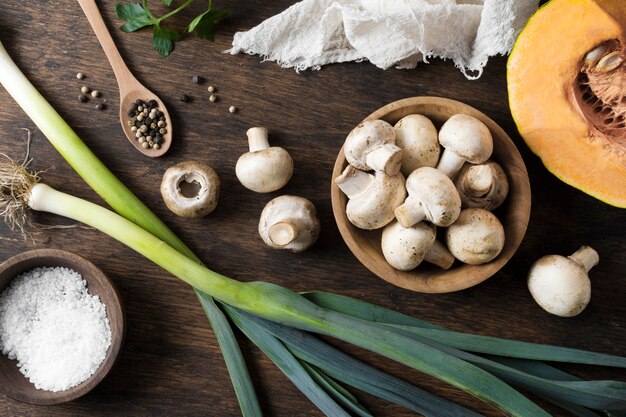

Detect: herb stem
[158,0,195,23]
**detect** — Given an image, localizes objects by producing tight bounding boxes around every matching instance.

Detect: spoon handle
[76,0,138,89]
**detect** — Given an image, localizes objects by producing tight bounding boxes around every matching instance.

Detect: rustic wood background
[0,1,624,416]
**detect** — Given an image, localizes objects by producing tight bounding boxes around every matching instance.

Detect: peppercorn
[157,121,165,128]
[127,110,135,117]
[153,135,163,145]
[95,103,105,110]
[141,142,149,149]
[207,85,215,93]
[209,94,218,102]
[153,144,161,150]
[81,86,90,94]
[91,90,101,98]
[78,94,87,103]
[147,99,157,109]
[76,72,84,80]
[192,75,202,84]
[180,94,189,102]
[159,128,166,134]
[229,106,237,113]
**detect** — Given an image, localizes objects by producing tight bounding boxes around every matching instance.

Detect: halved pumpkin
[508,0,626,207]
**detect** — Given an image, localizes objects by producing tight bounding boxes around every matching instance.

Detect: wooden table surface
[0,1,624,416]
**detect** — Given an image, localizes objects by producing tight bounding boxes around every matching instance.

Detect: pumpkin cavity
[575,39,625,150]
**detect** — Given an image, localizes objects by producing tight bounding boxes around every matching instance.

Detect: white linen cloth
[228,0,538,79]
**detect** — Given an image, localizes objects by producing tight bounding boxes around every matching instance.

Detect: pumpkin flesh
[507,0,626,207]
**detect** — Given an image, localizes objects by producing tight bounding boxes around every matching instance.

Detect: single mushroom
[236,127,294,193]
[445,208,505,265]
[394,167,461,228]
[160,161,220,218]
[527,246,599,317]
[344,119,403,176]
[454,160,509,210]
[258,195,320,253]
[381,221,454,271]
[335,165,406,230]
[393,114,440,176]
[436,114,493,179]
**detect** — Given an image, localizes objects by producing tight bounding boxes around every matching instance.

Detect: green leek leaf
[304,292,626,368]
[197,294,261,417]
[231,308,485,417]
[227,307,352,417]
[300,362,374,417]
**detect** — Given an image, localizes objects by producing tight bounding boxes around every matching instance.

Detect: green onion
[2,38,626,417]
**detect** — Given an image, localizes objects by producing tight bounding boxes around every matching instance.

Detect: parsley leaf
[152,25,182,56]
[116,0,227,56]
[187,8,230,41]
[115,3,155,32]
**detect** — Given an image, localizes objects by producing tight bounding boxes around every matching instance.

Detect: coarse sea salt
[0,266,112,392]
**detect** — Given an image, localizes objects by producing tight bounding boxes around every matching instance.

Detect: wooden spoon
[77,0,172,157]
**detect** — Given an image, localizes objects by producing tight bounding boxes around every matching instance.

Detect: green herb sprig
[115,0,229,56]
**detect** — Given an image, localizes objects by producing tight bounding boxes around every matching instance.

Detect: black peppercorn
[135,99,144,106]
[180,94,189,102]
[147,99,157,109]
[192,75,202,84]
[127,110,135,117]
[95,103,105,110]
[78,94,88,103]
[153,135,163,145]
[156,111,164,118]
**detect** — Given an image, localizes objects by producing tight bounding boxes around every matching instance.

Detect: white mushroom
[160,161,220,218]
[344,119,403,176]
[335,165,406,230]
[436,114,493,179]
[381,221,454,271]
[393,114,440,176]
[236,127,294,193]
[394,167,461,228]
[258,195,320,253]
[527,246,599,317]
[454,160,509,210]
[445,208,505,265]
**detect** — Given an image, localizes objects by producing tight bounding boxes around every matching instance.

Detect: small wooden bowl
[0,249,124,405]
[331,97,531,293]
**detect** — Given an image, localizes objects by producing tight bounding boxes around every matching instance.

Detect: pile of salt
[0,266,112,392]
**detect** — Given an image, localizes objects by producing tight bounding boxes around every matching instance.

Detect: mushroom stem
[335,165,374,199]
[365,144,403,176]
[463,165,494,197]
[247,127,270,152]
[268,221,298,246]
[436,149,465,179]
[568,246,599,273]
[424,240,455,270]
[394,196,426,227]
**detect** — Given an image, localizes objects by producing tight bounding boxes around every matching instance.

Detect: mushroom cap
[258,195,320,253]
[527,255,591,317]
[235,146,294,193]
[445,208,505,265]
[455,160,509,210]
[346,171,406,230]
[438,114,493,164]
[381,221,436,271]
[405,167,461,227]
[394,114,440,176]
[344,120,396,171]
[160,161,220,218]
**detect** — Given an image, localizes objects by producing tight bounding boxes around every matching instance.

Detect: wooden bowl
[331,97,531,293]
[0,249,124,405]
